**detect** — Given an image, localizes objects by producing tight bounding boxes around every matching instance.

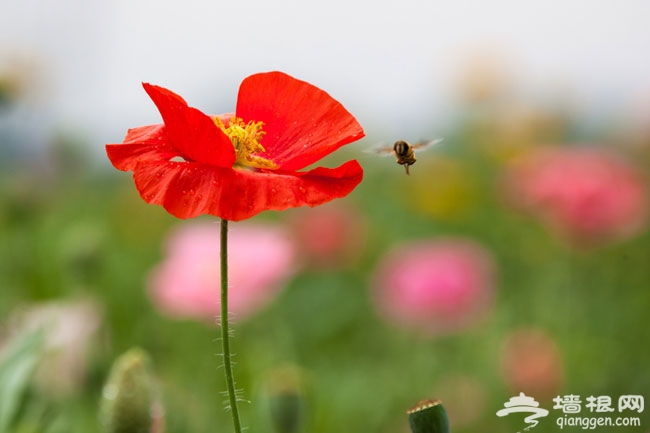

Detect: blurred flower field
[1,74,649,433]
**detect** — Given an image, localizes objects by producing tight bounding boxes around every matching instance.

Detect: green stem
[220,219,243,433]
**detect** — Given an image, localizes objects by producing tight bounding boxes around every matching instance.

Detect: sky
[1,0,650,152]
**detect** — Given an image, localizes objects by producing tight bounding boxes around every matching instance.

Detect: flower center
[214,116,277,169]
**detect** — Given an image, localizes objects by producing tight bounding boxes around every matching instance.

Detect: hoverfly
[367,139,443,175]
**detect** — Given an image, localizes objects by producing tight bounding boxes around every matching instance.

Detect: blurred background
[1,0,649,432]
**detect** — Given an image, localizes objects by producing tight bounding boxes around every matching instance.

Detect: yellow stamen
[214,117,276,169]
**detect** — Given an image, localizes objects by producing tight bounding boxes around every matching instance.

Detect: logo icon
[496,392,549,431]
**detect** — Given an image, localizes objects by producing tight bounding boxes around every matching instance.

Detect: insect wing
[365,141,395,157]
[411,138,443,152]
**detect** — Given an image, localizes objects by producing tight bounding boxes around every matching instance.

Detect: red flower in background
[106,72,364,221]
[290,204,367,270]
[500,327,564,400]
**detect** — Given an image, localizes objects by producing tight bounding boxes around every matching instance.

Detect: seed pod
[407,399,451,433]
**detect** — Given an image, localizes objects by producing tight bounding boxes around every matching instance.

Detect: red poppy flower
[106,71,365,221]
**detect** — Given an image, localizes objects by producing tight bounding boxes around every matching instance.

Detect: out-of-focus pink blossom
[148,221,297,323]
[500,327,564,400]
[289,204,366,269]
[371,238,496,336]
[505,147,649,246]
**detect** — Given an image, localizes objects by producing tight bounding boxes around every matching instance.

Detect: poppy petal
[106,124,176,171]
[130,160,363,221]
[124,124,167,144]
[142,83,236,167]
[236,72,364,171]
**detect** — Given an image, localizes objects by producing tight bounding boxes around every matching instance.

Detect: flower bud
[266,366,306,433]
[100,348,161,433]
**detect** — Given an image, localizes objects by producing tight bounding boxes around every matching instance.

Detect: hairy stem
[220,219,242,433]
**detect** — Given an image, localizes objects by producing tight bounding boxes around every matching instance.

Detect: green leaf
[0,330,45,433]
[407,399,451,433]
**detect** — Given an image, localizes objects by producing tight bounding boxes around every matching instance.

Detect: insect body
[369,139,443,175]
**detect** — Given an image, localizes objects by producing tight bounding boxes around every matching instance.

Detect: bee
[368,139,443,175]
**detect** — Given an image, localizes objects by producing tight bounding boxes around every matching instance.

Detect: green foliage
[0,330,44,433]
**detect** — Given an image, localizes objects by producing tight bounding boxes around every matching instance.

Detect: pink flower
[289,204,366,269]
[500,327,564,400]
[371,238,496,336]
[505,147,649,246]
[148,221,296,322]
